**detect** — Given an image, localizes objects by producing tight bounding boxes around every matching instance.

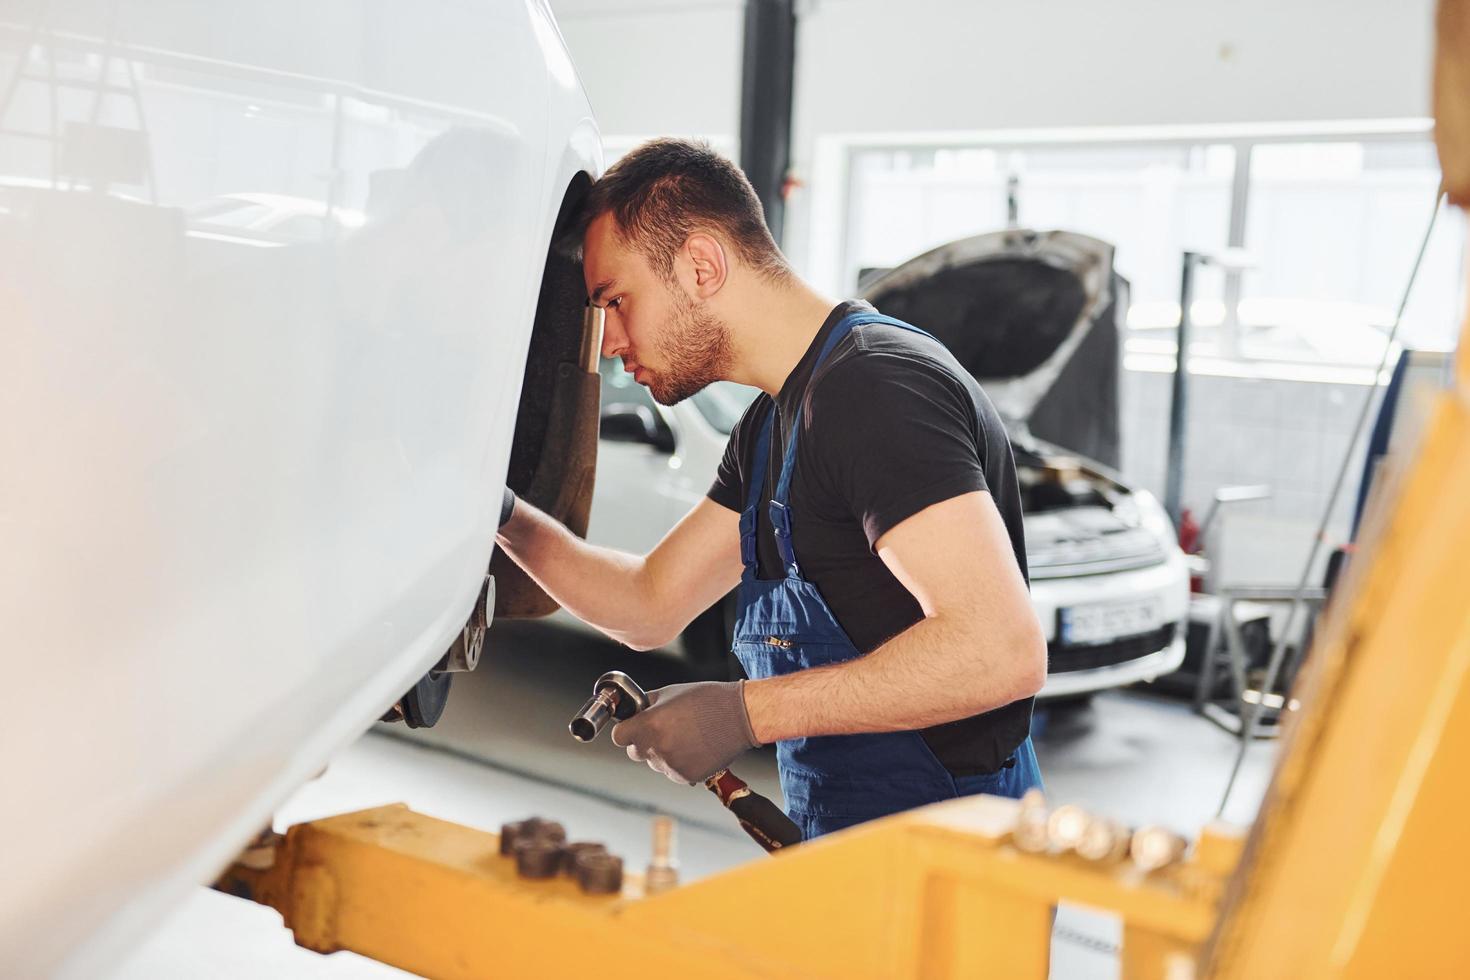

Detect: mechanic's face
[583,212,731,406]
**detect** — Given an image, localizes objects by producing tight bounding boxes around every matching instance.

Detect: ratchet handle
[705,768,803,852]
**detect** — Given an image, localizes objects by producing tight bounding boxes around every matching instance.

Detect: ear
[680,231,728,299]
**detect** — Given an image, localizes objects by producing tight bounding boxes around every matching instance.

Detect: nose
[599,307,628,360]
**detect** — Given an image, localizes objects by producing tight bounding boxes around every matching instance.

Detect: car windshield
[690,380,758,435]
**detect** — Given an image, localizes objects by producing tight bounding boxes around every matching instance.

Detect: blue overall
[731,311,1043,840]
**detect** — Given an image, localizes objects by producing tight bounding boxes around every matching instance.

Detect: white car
[2,2,601,975]
[583,230,1189,699]
[184,192,366,244]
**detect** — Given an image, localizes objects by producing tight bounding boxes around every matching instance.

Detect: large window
[843,127,1463,368]
[1239,141,1457,360]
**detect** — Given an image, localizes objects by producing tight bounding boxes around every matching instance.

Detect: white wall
[788,0,1436,293]
[1122,367,1370,586]
[551,0,744,140]
[552,0,1436,277]
[789,0,1432,138]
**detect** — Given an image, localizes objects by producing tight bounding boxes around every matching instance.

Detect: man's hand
[610,681,759,784]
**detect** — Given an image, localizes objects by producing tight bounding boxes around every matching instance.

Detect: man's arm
[742,490,1046,741]
[496,495,743,650]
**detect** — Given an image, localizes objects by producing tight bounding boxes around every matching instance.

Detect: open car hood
[861,229,1117,427]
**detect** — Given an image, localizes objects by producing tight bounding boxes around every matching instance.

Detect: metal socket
[560,841,608,877]
[569,689,619,742]
[499,817,566,856]
[574,851,624,894]
[499,820,528,855]
[514,839,562,879]
[568,671,650,742]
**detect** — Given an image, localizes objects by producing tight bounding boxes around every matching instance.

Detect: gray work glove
[610,681,760,785]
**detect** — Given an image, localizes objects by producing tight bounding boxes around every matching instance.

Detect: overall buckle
[739,507,758,566]
[768,501,799,574]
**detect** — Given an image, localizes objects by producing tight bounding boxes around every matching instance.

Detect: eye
[606,295,624,311]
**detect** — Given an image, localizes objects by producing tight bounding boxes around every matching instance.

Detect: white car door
[588,359,703,552]
[0,1,585,974]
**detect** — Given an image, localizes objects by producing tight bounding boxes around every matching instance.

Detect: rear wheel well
[492,173,601,618]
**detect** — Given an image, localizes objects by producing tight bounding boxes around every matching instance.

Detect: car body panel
[1042,635,1188,698]
[1031,546,1190,697]
[0,1,598,974]
[587,359,727,552]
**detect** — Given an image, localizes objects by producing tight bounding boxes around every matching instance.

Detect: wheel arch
[492,170,601,618]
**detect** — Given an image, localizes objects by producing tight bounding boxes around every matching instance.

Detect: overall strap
[738,408,774,576]
[768,312,935,577]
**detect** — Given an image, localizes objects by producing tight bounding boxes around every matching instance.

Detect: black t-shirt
[707,300,1034,776]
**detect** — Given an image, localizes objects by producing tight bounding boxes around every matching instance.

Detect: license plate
[1060,597,1163,646]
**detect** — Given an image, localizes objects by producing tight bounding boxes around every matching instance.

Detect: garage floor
[113,621,1275,979]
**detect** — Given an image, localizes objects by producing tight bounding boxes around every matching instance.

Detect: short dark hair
[581,138,790,281]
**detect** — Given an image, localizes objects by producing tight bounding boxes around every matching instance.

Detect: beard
[644,291,733,406]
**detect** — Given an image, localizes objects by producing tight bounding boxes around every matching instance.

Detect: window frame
[835,119,1446,370]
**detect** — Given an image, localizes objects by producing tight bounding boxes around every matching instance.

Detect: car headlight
[1117,489,1176,545]
[1136,490,1176,544]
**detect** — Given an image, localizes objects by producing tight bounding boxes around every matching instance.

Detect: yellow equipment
[217,235,1470,980]
[217,5,1470,975]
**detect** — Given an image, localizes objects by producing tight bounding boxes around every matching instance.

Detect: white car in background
[2,1,602,974]
[585,230,1189,700]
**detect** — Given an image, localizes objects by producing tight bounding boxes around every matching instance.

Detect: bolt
[1013,788,1050,852]
[1047,804,1091,853]
[644,815,679,894]
[1130,826,1189,873]
[1077,816,1130,863]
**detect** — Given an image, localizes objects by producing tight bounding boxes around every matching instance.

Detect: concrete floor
[112,620,1274,979]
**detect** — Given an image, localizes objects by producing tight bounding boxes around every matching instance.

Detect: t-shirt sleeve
[805,355,989,549]
[706,397,767,513]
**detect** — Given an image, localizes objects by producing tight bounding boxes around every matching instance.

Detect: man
[496,138,1045,839]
